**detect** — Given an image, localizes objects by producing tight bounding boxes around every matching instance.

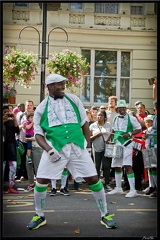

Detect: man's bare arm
[35,134,52,152]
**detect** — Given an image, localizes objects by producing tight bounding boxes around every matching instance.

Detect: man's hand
[87,148,92,156]
[142,132,148,139]
[48,149,61,163]
[123,133,131,139]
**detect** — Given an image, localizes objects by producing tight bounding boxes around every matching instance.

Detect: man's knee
[36,178,50,184]
[84,175,98,185]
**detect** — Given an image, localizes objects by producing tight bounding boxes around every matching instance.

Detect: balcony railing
[12,9,30,21]
[11,9,156,31]
[69,13,85,24]
[94,15,121,26]
[130,17,145,27]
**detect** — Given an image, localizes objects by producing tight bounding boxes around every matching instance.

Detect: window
[95,3,119,14]
[71,3,83,12]
[120,52,130,102]
[14,3,29,8]
[131,6,143,15]
[81,50,131,105]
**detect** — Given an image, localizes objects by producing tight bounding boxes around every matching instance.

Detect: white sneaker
[107,187,124,195]
[125,190,138,198]
[142,186,150,194]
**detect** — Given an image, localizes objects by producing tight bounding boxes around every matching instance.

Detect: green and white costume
[34,93,97,181]
[33,93,109,218]
[111,113,141,168]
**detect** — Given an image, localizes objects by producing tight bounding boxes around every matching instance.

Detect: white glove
[87,148,92,156]
[47,149,61,163]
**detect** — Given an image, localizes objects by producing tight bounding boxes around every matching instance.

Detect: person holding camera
[152,77,157,101]
[148,76,157,101]
[3,105,20,194]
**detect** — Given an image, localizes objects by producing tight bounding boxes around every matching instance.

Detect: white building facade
[3,2,157,113]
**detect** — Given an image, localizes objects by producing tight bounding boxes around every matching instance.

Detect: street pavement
[2,179,157,238]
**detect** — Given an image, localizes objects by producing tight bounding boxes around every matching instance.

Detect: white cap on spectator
[116,100,127,108]
[144,115,154,121]
[45,74,68,85]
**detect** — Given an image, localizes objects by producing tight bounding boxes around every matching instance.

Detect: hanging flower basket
[46,49,90,90]
[3,47,39,91]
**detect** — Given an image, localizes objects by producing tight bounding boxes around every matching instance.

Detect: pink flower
[46,49,89,92]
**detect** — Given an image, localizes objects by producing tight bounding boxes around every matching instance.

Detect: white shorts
[36,148,97,182]
[111,140,133,168]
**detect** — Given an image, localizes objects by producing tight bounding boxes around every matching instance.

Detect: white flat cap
[144,115,154,121]
[45,74,68,85]
[116,99,127,108]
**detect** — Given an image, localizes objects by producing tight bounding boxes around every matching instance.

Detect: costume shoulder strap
[113,115,118,124]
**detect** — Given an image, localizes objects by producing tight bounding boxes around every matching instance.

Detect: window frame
[131,6,144,15]
[130,3,144,15]
[14,3,29,8]
[70,3,84,12]
[95,3,119,14]
[80,49,132,107]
